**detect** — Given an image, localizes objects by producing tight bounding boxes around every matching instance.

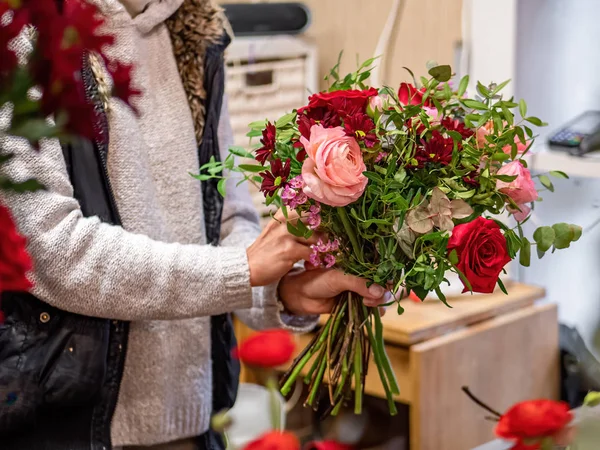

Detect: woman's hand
[247,210,322,287]
[278,268,390,316]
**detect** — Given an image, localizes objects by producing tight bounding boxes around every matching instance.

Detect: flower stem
[307,351,327,407]
[461,386,502,418]
[373,307,400,395]
[280,318,332,396]
[266,375,282,430]
[353,334,363,414]
[337,207,363,261]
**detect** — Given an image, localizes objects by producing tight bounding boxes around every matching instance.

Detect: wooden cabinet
[218,0,463,89]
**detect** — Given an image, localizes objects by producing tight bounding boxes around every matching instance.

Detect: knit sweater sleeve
[0,112,259,322]
[218,98,318,332]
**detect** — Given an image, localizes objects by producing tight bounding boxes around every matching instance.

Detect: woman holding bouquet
[0,0,387,449]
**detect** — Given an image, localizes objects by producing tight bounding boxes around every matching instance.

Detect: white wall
[514,0,600,350]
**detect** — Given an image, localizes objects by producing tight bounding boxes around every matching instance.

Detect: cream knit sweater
[0,0,314,446]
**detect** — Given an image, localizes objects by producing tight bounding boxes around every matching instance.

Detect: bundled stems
[279,291,399,416]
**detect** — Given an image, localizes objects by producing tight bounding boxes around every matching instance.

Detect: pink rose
[300,125,368,207]
[368,95,385,113]
[508,203,531,222]
[423,106,441,125]
[496,160,538,204]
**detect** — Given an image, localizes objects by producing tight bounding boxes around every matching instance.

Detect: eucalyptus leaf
[428,65,452,82]
[533,226,555,252]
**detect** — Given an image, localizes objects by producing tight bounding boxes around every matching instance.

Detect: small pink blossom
[508,203,531,222]
[307,204,322,229]
[309,238,340,268]
[375,152,388,163]
[281,176,308,209]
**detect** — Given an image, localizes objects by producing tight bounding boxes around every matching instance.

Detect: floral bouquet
[201,59,581,416]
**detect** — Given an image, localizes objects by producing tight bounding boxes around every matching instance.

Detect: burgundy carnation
[344,113,378,148]
[255,122,277,165]
[415,130,454,167]
[259,158,291,197]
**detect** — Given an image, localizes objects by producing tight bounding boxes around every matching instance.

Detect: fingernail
[368,284,385,297]
[364,299,378,307]
[384,291,392,302]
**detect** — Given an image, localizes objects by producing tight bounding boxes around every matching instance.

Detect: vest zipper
[81,52,129,450]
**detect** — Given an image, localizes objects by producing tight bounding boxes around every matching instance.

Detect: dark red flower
[442,117,474,140]
[298,88,378,117]
[344,113,378,148]
[243,431,300,450]
[259,158,291,197]
[304,441,354,450]
[447,217,511,293]
[398,82,432,107]
[298,107,342,139]
[232,329,296,368]
[415,130,454,167]
[496,400,573,450]
[463,171,480,187]
[108,62,141,113]
[255,122,277,165]
[0,203,33,296]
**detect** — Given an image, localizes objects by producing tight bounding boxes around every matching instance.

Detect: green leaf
[363,171,384,184]
[501,104,514,126]
[552,223,576,249]
[457,75,469,97]
[248,119,267,129]
[539,174,554,192]
[537,247,546,259]
[497,277,509,295]
[514,126,527,145]
[519,99,527,117]
[583,391,600,407]
[495,174,518,182]
[549,170,569,179]
[462,99,488,110]
[275,112,296,128]
[9,119,57,142]
[217,178,227,197]
[476,81,490,98]
[492,152,510,162]
[434,286,452,308]
[449,249,459,265]
[525,116,545,127]
[491,79,511,95]
[519,238,531,267]
[428,65,452,82]
[570,224,582,242]
[238,164,264,173]
[533,226,555,252]
[524,125,533,138]
[286,221,304,237]
[246,129,262,138]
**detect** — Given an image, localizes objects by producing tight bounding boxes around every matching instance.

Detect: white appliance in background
[224,35,318,221]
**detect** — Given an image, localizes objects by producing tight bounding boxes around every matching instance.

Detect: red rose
[398,82,432,107]
[496,400,573,449]
[0,204,33,295]
[447,217,511,293]
[298,88,378,117]
[304,441,354,450]
[232,329,295,368]
[243,431,300,450]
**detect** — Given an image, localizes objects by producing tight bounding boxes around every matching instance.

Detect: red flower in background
[243,431,300,450]
[298,88,378,118]
[447,217,511,293]
[0,204,33,296]
[108,62,141,112]
[298,107,342,140]
[496,400,573,450]
[259,158,291,197]
[415,131,454,167]
[344,113,378,148]
[442,117,474,140]
[305,441,354,450]
[398,82,432,107]
[233,329,296,368]
[255,122,277,165]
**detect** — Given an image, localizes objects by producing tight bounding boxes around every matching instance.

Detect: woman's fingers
[325,270,386,301]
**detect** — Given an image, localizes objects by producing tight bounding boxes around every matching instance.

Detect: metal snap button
[39,312,51,323]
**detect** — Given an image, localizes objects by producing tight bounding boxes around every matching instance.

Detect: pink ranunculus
[300,125,368,207]
[496,161,538,204]
[508,203,531,222]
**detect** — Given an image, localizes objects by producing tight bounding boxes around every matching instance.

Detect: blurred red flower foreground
[232,329,295,368]
[496,399,574,450]
[0,205,32,295]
